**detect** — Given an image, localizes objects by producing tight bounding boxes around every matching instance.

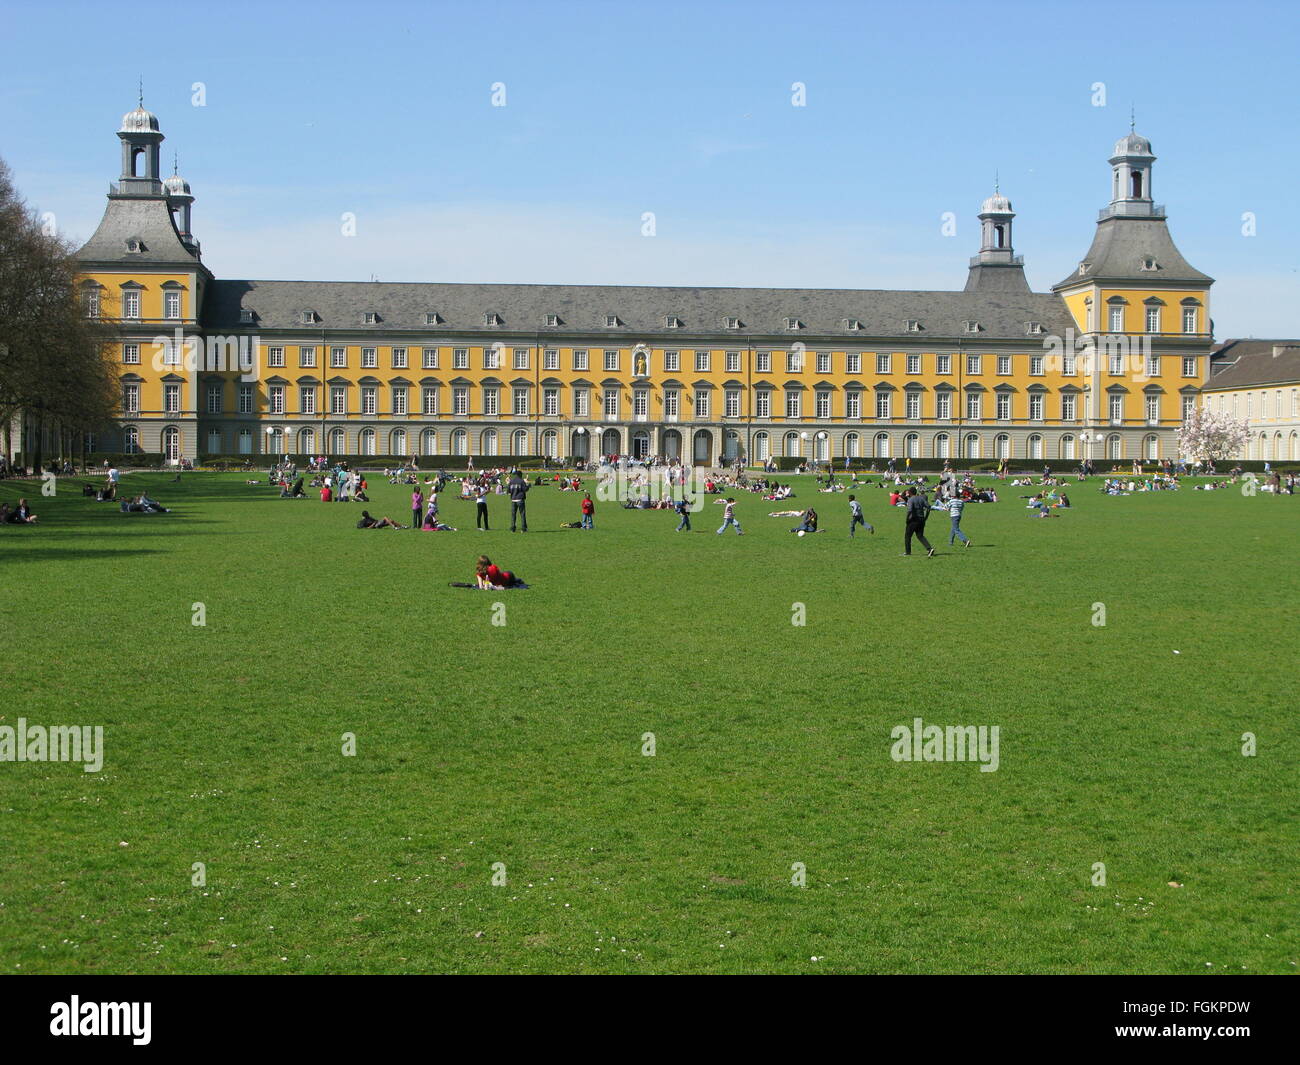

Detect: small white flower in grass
[1173,650,1180,655]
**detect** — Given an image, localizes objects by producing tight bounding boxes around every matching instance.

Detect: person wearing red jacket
[580,492,595,530]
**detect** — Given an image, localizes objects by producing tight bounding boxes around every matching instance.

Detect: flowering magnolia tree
[1176,406,1249,463]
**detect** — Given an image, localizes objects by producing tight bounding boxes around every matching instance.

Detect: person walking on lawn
[507,468,529,532]
[903,487,934,557]
[848,494,874,537]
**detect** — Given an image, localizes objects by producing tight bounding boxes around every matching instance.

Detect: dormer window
[784,317,803,330]
[300,311,315,325]
[664,315,681,328]
[363,312,378,325]
[125,238,144,253]
[239,308,255,324]
[1025,322,1045,335]
[605,315,620,328]
[844,318,862,331]
[544,313,559,327]
[1078,262,1090,276]
[484,312,502,326]
[1141,257,1158,271]
[963,320,981,334]
[904,319,922,332]
[425,312,442,325]
[724,316,740,330]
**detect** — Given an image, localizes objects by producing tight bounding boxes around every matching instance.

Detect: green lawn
[0,468,1295,974]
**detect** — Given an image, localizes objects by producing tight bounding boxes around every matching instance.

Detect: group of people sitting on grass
[317,466,369,503]
[0,499,38,524]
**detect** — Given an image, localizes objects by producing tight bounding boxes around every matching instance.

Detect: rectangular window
[1182,395,1195,420]
[268,385,284,415]
[164,291,181,320]
[1146,307,1161,333]
[997,355,1012,375]
[422,386,438,415]
[694,350,710,372]
[876,392,891,419]
[1183,307,1198,334]
[513,388,528,416]
[513,348,529,371]
[876,353,891,374]
[1182,356,1197,378]
[847,352,862,374]
[966,393,981,420]
[574,389,589,417]
[299,346,316,368]
[362,347,377,368]
[1146,394,1159,423]
[1063,353,1077,375]
[483,388,499,417]
[84,289,100,318]
[664,350,680,372]
[331,385,346,414]
[906,391,921,419]
[726,351,741,373]
[694,389,710,419]
[906,354,920,375]
[299,386,315,415]
[725,389,741,418]
[785,391,801,418]
[392,347,408,370]
[756,351,771,373]
[543,388,558,416]
[935,391,951,420]
[754,390,770,418]
[604,350,620,372]
[483,346,501,370]
[269,346,285,368]
[331,346,347,368]
[362,386,377,415]
[1029,393,1044,421]
[1109,394,1123,423]
[543,349,559,371]
[453,387,469,415]
[1109,352,1125,374]
[936,354,952,375]
[845,391,860,419]
[392,386,407,416]
[603,389,619,419]
[786,350,802,373]
[635,390,649,418]
[816,352,831,374]
[206,383,222,415]
[1109,306,1124,332]
[123,383,140,414]
[453,348,469,370]
[966,354,981,376]
[422,347,438,369]
[572,349,588,371]
[122,290,140,319]
[996,392,1011,420]
[1061,394,1076,421]
[1030,355,1044,375]
[238,384,253,414]
[664,389,680,418]
[122,343,140,364]
[815,391,830,419]
[1146,354,1161,377]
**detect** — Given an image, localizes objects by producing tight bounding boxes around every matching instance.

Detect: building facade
[1200,340,1300,461]
[74,107,1215,466]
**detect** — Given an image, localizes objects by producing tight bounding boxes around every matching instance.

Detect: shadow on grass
[0,546,163,563]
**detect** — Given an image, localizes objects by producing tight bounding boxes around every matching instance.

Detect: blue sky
[4,0,1299,337]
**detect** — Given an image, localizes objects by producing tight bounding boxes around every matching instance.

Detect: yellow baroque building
[76,107,1214,467]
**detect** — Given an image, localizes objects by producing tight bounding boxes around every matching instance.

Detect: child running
[716,497,744,535]
[848,494,874,537]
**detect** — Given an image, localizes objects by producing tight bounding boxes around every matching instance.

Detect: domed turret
[120,106,161,134]
[980,191,1013,215]
[164,172,192,198]
[1112,131,1153,158]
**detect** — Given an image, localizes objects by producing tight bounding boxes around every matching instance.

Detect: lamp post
[817,429,829,473]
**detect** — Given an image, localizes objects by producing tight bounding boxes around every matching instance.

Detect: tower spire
[138,76,144,108]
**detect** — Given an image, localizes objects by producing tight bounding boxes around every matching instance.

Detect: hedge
[84,452,166,468]
[197,453,553,471]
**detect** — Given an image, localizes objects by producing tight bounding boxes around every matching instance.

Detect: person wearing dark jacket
[902,487,934,557]
[507,469,529,532]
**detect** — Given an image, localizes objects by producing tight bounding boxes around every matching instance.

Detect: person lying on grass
[357,511,403,529]
[791,507,818,533]
[474,554,526,589]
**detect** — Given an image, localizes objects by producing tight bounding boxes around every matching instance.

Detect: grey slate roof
[203,279,1074,341]
[77,194,199,266]
[1204,339,1300,389]
[1053,217,1213,290]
